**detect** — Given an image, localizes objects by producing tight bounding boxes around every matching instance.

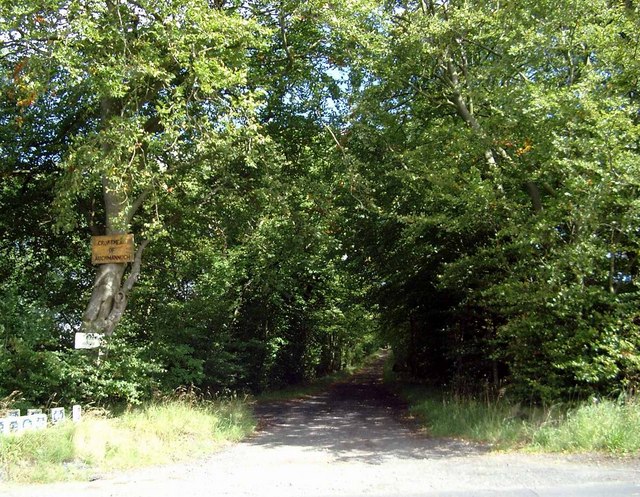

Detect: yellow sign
[91,234,135,264]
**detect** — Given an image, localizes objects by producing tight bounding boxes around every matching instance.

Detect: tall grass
[0,421,78,483]
[402,385,538,449]
[0,398,255,483]
[399,382,640,454]
[531,398,640,453]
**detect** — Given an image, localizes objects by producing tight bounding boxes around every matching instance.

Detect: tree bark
[80,96,149,337]
[82,239,148,336]
[82,263,127,336]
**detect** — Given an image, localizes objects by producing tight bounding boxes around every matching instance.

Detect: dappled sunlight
[249,356,485,464]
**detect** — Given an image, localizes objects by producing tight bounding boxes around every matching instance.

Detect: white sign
[0,407,81,436]
[50,407,65,425]
[74,332,104,349]
[0,414,47,434]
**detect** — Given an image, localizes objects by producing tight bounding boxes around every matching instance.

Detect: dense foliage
[345,0,640,401]
[1,0,639,406]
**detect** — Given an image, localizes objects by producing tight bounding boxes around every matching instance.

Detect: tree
[2,0,266,337]
[3,0,639,405]
[341,0,640,399]
[1,0,382,403]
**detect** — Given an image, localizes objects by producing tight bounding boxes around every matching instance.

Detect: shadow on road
[249,353,487,464]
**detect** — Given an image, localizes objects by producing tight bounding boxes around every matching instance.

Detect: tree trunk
[82,237,149,336]
[82,263,127,336]
[81,97,149,337]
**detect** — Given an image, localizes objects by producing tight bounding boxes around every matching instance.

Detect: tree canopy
[1,0,639,406]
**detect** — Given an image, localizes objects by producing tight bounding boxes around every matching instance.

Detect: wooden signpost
[91,234,135,265]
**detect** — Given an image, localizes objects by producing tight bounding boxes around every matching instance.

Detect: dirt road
[2,355,640,496]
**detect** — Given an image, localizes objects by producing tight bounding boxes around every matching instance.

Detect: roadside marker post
[72,405,82,423]
[0,406,79,436]
[50,407,65,425]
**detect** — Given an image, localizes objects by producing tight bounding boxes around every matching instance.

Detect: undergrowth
[254,368,356,402]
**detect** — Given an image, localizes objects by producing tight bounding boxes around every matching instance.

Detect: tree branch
[122,239,149,296]
[525,181,543,213]
[103,239,149,335]
[127,189,151,224]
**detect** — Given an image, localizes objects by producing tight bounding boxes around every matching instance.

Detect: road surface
[2,354,639,496]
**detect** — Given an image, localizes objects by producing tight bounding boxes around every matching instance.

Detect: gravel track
[2,354,639,496]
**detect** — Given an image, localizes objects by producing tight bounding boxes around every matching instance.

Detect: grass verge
[388,373,640,454]
[530,398,640,453]
[399,383,540,449]
[0,397,255,483]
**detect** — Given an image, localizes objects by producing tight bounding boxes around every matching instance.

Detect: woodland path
[2,353,640,497]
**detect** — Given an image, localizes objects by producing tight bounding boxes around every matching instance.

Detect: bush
[0,287,66,406]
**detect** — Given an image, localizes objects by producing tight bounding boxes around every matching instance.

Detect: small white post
[72,405,82,423]
[50,407,65,425]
